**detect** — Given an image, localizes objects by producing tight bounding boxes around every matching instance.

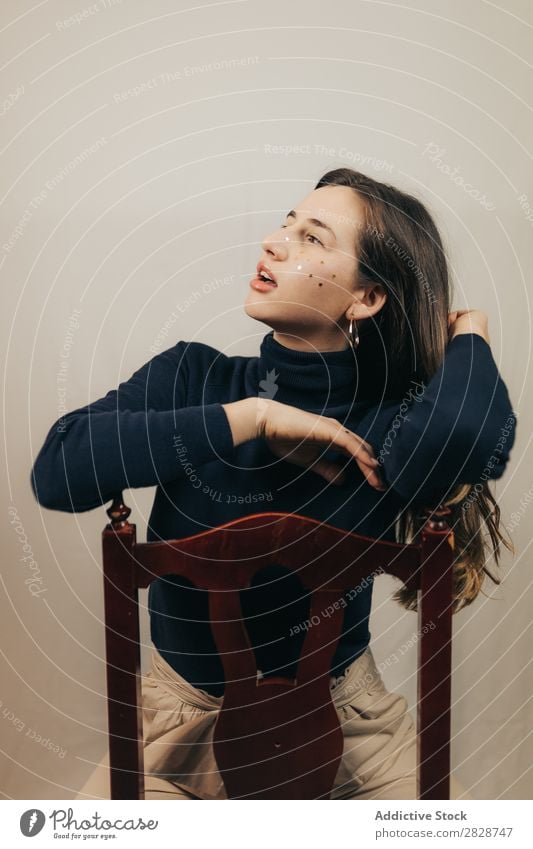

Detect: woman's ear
[367,283,387,312]
[349,284,387,321]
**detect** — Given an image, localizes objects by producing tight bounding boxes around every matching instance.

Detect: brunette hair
[314,167,514,612]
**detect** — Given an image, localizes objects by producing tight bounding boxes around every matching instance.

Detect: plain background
[1,0,531,800]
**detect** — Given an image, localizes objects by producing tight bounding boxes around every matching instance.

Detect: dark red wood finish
[102,496,454,800]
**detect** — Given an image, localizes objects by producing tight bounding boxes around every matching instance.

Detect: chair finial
[419,503,452,532]
[106,493,131,528]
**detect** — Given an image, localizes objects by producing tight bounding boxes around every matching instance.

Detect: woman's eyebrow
[286,209,337,242]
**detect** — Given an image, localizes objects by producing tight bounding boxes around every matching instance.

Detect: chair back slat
[133,512,422,592]
[209,587,346,799]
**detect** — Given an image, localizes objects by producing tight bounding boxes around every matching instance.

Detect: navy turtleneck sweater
[30,329,517,696]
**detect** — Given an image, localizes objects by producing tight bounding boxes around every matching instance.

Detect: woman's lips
[249,276,278,292]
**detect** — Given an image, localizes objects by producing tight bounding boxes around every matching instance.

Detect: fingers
[311,459,386,491]
[311,460,346,485]
[330,422,380,469]
[326,422,386,490]
[264,410,388,491]
[358,464,387,490]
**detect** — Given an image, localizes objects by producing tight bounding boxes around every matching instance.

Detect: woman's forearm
[221,397,269,447]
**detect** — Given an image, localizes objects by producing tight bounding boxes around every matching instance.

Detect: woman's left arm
[369,311,518,506]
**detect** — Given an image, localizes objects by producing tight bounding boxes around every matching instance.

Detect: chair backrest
[102,494,455,800]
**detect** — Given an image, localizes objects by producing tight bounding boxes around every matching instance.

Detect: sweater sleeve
[30,343,235,513]
[362,332,517,507]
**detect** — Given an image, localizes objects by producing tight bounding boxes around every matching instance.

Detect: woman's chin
[244,297,278,319]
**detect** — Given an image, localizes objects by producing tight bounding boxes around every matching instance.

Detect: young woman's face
[245,185,378,348]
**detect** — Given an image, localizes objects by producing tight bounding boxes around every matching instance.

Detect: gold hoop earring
[348,318,360,349]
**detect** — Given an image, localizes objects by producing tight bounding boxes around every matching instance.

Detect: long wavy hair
[314,167,514,613]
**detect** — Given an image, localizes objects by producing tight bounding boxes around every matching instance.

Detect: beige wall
[1,0,531,799]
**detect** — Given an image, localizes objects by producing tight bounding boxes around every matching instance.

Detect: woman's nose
[262,229,290,258]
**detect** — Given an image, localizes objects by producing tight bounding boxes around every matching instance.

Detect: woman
[31,167,517,800]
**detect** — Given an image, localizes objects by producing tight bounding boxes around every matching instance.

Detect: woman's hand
[448,309,490,345]
[256,399,386,490]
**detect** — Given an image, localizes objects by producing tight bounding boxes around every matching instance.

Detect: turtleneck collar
[257,330,361,410]
[255,327,391,411]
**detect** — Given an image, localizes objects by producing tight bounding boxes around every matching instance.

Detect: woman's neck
[271,329,351,354]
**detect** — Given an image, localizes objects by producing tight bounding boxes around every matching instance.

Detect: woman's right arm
[30,343,236,513]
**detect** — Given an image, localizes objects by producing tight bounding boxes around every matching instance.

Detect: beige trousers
[142,645,418,800]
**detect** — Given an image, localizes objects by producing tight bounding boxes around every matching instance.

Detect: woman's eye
[280,225,323,246]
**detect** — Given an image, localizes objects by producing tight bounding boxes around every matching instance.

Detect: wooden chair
[102,494,455,800]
